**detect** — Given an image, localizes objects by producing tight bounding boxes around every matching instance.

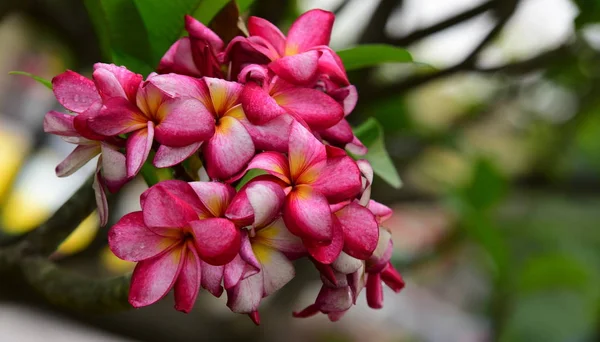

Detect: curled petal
[269,51,320,86]
[142,180,201,230]
[203,116,254,180]
[201,262,224,297]
[226,177,285,228]
[93,63,142,103]
[44,111,77,137]
[245,152,291,184]
[126,122,154,178]
[346,136,368,156]
[319,119,353,147]
[312,150,362,203]
[93,168,109,227]
[237,64,270,84]
[174,245,202,313]
[366,272,383,309]
[357,159,374,205]
[381,262,405,292]
[248,16,286,56]
[224,254,248,290]
[240,82,286,125]
[52,70,101,113]
[329,85,357,115]
[190,218,241,265]
[153,141,202,168]
[100,143,128,193]
[283,185,332,243]
[188,182,236,218]
[154,97,215,147]
[317,48,350,87]
[158,38,201,77]
[306,216,343,264]
[286,9,334,52]
[56,144,101,177]
[129,245,184,308]
[336,202,379,260]
[287,121,326,183]
[108,212,179,262]
[367,200,393,224]
[185,15,224,52]
[367,228,394,273]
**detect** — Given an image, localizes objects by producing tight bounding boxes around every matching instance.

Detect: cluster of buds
[44,9,404,324]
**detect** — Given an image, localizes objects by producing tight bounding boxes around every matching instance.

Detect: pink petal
[312,150,362,203]
[254,217,306,258]
[188,182,236,218]
[248,16,286,56]
[381,262,405,292]
[73,102,107,141]
[275,85,344,130]
[201,261,224,297]
[145,73,206,99]
[319,119,353,147]
[240,112,293,153]
[204,77,243,115]
[93,63,142,103]
[157,38,202,77]
[202,116,254,180]
[366,272,383,309]
[129,245,185,308]
[347,136,368,156]
[367,200,393,224]
[286,9,335,52]
[108,212,179,262]
[190,218,241,265]
[336,202,379,260]
[306,216,343,264]
[185,15,224,52]
[237,64,270,84]
[100,143,127,193]
[88,97,147,136]
[55,144,101,177]
[52,70,101,113]
[225,176,285,228]
[141,180,202,230]
[93,168,109,226]
[240,233,261,273]
[126,122,154,178]
[287,121,326,184]
[317,48,349,86]
[224,255,247,290]
[226,272,263,313]
[245,152,291,184]
[154,97,215,147]
[328,85,357,115]
[153,141,202,168]
[174,244,202,313]
[44,111,77,137]
[283,185,332,243]
[269,51,320,85]
[367,228,394,273]
[254,245,295,296]
[240,82,287,125]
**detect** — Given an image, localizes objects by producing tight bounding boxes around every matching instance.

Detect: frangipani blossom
[108,180,242,312]
[237,122,362,263]
[88,73,215,177]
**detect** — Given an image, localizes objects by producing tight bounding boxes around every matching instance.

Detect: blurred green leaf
[140,155,173,186]
[84,0,154,74]
[236,0,254,13]
[337,44,413,71]
[517,254,593,293]
[353,118,402,189]
[8,71,52,89]
[459,158,506,211]
[573,0,600,28]
[235,169,267,190]
[190,0,230,25]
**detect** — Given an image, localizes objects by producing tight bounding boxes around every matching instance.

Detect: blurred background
[1,0,600,341]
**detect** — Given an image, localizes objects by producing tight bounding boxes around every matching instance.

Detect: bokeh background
[1,0,600,341]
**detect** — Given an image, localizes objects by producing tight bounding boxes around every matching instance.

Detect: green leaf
[459,158,506,211]
[235,169,267,191]
[236,0,255,13]
[517,254,593,293]
[573,0,600,28]
[140,155,173,186]
[353,118,402,189]
[84,0,154,74]
[8,71,52,89]
[190,0,230,25]
[336,44,413,71]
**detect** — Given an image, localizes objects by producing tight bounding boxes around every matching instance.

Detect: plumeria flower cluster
[44,9,404,324]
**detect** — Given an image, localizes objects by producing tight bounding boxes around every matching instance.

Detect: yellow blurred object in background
[100,245,135,274]
[1,190,50,234]
[0,126,31,202]
[56,211,100,256]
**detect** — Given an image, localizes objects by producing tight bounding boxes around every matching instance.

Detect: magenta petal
[93,63,142,103]
[319,119,353,147]
[226,176,285,228]
[226,272,263,313]
[44,111,77,137]
[240,113,293,153]
[129,245,184,308]
[245,152,291,183]
[126,122,154,178]
[336,202,379,260]
[145,73,206,99]
[185,14,224,52]
[52,70,101,113]
[240,82,286,125]
[100,143,127,193]
[158,38,200,76]
[203,116,254,180]
[154,97,215,147]
[317,48,350,86]
[248,16,286,55]
[276,86,344,130]
[88,97,146,136]
[286,9,334,52]
[141,180,201,230]
[201,261,224,297]
[92,168,109,226]
[381,262,405,292]
[347,136,368,156]
[190,218,241,266]
[367,200,393,224]
[329,85,357,115]
[315,285,353,313]
[366,272,383,309]
[288,121,326,182]
[306,216,343,264]
[224,255,247,290]
[74,101,107,141]
[108,212,179,262]
[56,144,101,177]
[174,245,202,313]
[312,152,362,203]
[188,182,236,218]
[283,185,332,243]
[153,142,201,168]
[269,51,320,86]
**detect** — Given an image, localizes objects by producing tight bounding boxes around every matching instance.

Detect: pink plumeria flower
[88,73,215,177]
[230,9,338,85]
[240,72,344,131]
[158,15,224,78]
[236,122,362,263]
[108,180,243,312]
